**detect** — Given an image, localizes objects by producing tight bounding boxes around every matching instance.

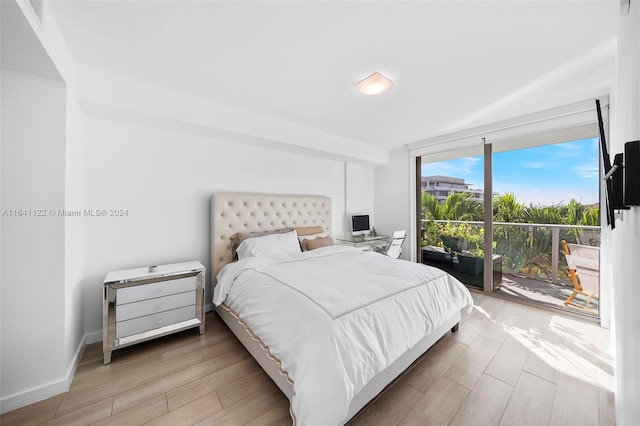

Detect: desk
[335,234,389,250]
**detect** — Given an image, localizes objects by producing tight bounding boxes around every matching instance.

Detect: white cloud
[422,156,482,179]
[572,162,599,179]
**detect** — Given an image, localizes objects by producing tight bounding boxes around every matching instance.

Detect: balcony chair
[374,230,407,259]
[561,240,600,313]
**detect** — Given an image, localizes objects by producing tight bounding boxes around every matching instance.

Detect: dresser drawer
[116,305,196,339]
[116,276,197,305]
[116,291,195,322]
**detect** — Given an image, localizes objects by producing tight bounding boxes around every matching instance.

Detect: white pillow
[236,230,302,260]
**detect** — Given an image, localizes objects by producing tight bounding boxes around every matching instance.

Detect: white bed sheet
[214,245,473,425]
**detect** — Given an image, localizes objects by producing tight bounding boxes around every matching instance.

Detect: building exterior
[421,175,485,202]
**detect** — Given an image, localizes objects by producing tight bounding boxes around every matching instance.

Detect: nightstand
[103,261,205,364]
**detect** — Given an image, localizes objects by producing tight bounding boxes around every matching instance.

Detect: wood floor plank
[523,343,562,385]
[148,391,223,426]
[166,358,259,411]
[69,346,199,395]
[481,311,521,344]
[485,335,531,386]
[449,374,513,426]
[404,337,467,393]
[41,397,113,426]
[216,369,279,408]
[399,375,469,426]
[0,394,63,426]
[451,310,493,346]
[114,325,218,366]
[57,351,204,416]
[499,371,556,426]
[161,327,234,362]
[517,311,564,385]
[69,330,211,394]
[597,359,615,394]
[599,388,616,426]
[515,304,554,338]
[199,336,246,361]
[75,342,104,370]
[112,348,250,413]
[348,380,423,426]
[91,394,167,426]
[245,399,292,426]
[549,372,599,426]
[444,336,501,390]
[194,391,276,426]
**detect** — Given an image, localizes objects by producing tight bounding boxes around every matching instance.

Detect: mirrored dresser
[103,261,205,364]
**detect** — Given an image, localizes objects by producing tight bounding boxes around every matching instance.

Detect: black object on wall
[625,140,640,205]
[610,153,629,210]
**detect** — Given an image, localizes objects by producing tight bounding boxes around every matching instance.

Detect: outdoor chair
[561,240,600,312]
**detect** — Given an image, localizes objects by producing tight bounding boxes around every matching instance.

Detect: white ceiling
[1,1,63,82]
[48,1,619,151]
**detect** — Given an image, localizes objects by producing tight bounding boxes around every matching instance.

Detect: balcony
[421,220,600,317]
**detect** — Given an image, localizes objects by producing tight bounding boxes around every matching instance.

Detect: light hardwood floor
[1,293,616,425]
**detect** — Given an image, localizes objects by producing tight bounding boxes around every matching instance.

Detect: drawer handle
[156,320,162,325]
[156,304,162,309]
[155,289,162,293]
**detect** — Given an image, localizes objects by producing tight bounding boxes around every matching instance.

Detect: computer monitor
[351,215,370,236]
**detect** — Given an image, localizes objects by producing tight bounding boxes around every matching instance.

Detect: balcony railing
[421,219,600,284]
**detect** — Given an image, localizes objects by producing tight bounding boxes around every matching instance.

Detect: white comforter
[214,245,473,425]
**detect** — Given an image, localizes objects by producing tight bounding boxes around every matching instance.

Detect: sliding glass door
[491,137,601,316]
[418,148,487,289]
[418,136,601,317]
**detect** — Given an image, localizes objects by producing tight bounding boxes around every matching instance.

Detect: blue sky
[421,138,600,206]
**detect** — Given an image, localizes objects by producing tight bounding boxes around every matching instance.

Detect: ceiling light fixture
[355,72,393,96]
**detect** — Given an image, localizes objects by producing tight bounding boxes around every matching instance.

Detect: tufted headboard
[210,192,332,290]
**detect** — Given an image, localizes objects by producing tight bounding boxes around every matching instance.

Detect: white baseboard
[0,332,87,414]
[85,330,102,345]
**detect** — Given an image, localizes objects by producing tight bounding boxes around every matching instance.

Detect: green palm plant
[493,192,523,223]
[523,203,563,224]
[419,189,600,278]
[441,192,483,221]
[420,191,441,246]
[566,199,585,225]
[421,191,441,220]
[580,207,600,226]
[493,193,527,271]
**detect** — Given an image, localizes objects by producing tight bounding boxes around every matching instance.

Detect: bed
[210,192,473,425]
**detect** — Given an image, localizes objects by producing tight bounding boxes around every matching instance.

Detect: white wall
[610,2,640,424]
[81,115,374,335]
[64,93,86,371]
[374,147,413,260]
[0,0,88,412]
[0,70,67,407]
[346,163,375,231]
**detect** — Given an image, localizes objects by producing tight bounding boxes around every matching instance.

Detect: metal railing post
[551,227,560,283]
